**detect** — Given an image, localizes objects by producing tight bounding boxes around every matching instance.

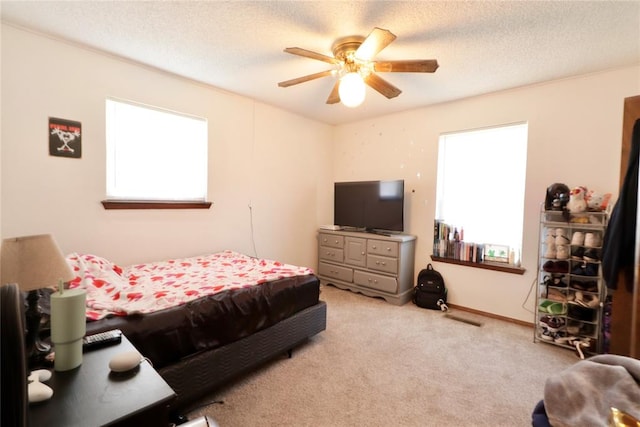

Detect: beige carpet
[187,284,578,426]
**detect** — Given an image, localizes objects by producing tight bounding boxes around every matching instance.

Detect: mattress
[83,273,320,369]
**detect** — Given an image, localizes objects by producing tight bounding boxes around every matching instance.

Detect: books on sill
[434,239,484,263]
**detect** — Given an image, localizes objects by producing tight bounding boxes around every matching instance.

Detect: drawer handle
[372,245,377,249]
[334,240,340,244]
[386,247,391,252]
[361,251,365,255]
[367,278,378,283]
[376,261,386,266]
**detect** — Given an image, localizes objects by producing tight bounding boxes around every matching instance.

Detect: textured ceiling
[2,1,639,125]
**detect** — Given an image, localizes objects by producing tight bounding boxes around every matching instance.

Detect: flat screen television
[334,180,404,233]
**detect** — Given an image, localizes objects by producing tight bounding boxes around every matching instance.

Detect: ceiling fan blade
[356,27,396,60]
[278,70,334,88]
[283,47,340,64]
[364,73,402,99]
[326,81,341,104]
[374,59,439,73]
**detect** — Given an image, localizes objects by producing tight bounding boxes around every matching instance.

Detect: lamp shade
[339,72,366,108]
[1,234,73,291]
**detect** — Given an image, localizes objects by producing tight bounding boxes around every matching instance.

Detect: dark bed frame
[160,300,327,411]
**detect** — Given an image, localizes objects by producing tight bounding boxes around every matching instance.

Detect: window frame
[103,97,210,210]
[432,122,528,274]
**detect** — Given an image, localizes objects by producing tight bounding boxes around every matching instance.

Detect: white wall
[1,24,334,267]
[333,66,640,322]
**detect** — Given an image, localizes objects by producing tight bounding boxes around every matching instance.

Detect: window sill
[430,255,526,275]
[101,200,212,210]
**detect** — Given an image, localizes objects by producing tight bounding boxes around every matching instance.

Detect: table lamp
[1,234,74,366]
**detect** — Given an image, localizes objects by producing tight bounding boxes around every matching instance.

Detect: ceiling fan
[278,27,439,107]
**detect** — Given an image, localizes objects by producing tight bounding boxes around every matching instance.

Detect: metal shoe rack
[534,205,609,357]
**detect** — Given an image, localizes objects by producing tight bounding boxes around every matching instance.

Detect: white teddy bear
[567,186,588,213]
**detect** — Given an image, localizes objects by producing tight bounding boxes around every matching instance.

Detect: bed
[48,250,326,412]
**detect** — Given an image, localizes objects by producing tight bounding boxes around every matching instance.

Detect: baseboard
[446,303,533,328]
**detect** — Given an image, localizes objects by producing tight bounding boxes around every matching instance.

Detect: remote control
[82,329,122,352]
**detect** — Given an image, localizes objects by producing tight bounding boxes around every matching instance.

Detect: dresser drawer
[367,254,398,274]
[319,247,344,263]
[344,237,367,267]
[319,233,344,249]
[367,239,399,257]
[319,261,353,282]
[354,270,398,293]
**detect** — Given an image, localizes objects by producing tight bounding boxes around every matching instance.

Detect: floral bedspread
[66,250,314,320]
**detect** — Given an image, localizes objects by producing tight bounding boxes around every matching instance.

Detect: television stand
[316,229,416,305]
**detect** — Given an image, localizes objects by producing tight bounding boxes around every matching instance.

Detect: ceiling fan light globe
[339,72,366,107]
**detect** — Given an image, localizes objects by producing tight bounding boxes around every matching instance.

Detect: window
[105,98,208,205]
[435,122,528,263]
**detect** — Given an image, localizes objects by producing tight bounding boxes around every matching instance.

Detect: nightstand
[28,334,176,426]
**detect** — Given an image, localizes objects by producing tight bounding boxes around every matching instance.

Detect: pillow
[66,253,126,291]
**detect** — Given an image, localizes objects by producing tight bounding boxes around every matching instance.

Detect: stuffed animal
[585,190,612,212]
[545,183,570,211]
[567,186,588,213]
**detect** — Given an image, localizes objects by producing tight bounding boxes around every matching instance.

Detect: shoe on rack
[555,228,570,245]
[583,280,599,292]
[552,329,568,342]
[571,262,589,276]
[544,243,557,259]
[543,275,568,291]
[584,262,599,276]
[584,232,602,248]
[550,275,568,287]
[568,303,597,322]
[556,245,569,260]
[539,299,554,313]
[543,260,568,273]
[573,291,600,308]
[570,280,598,292]
[539,327,555,341]
[544,228,556,244]
[571,246,585,260]
[539,315,566,332]
[547,301,567,315]
[578,322,595,336]
[546,288,567,302]
[571,231,585,246]
[571,263,582,275]
[566,322,580,335]
[539,299,567,314]
[555,261,569,273]
[583,248,600,262]
[543,260,556,272]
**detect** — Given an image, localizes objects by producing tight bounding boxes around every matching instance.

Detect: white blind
[435,123,528,250]
[106,98,208,201]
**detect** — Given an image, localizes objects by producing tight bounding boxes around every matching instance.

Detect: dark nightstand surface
[28,335,176,427]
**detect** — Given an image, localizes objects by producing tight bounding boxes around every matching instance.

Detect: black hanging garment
[601,118,640,291]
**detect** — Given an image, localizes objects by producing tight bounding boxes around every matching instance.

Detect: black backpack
[413,264,448,310]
